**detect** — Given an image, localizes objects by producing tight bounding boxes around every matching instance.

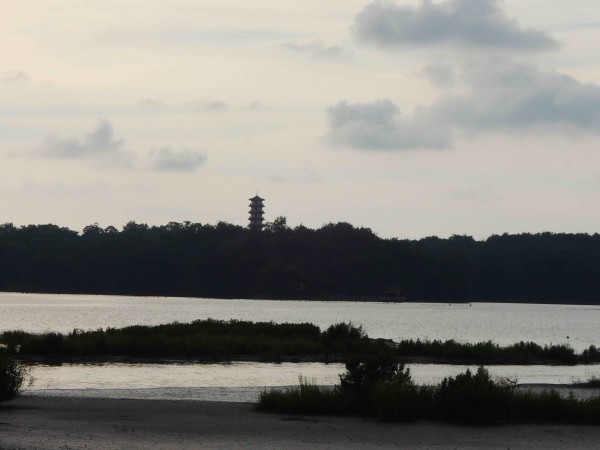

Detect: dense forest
[0,218,599,304]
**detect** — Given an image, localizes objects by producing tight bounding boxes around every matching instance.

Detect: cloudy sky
[2,0,600,239]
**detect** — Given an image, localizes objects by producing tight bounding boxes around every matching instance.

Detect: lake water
[2,292,598,350]
[24,362,600,402]
[2,292,600,401]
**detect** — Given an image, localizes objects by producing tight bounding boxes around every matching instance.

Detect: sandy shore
[2,396,600,449]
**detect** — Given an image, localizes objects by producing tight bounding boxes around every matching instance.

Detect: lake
[2,292,599,401]
[2,292,598,350]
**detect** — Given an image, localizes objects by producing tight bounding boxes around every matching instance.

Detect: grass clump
[572,374,600,388]
[258,376,348,415]
[512,390,600,424]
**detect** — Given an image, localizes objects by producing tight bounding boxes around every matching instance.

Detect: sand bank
[2,396,600,449]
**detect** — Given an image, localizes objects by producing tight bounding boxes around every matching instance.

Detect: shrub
[339,351,405,413]
[0,354,31,403]
[322,323,365,341]
[582,345,600,363]
[433,367,516,424]
[371,365,424,421]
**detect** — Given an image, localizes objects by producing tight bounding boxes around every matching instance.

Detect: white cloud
[150,147,206,172]
[266,167,320,183]
[243,101,268,111]
[354,0,557,52]
[283,41,353,61]
[184,99,229,112]
[450,183,497,201]
[137,98,167,110]
[1,70,30,85]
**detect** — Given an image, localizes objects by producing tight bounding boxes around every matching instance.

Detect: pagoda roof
[249,195,264,201]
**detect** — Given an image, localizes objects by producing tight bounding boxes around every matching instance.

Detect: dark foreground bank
[2,396,600,450]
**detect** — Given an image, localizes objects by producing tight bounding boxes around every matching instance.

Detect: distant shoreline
[3,224,600,305]
[15,354,600,366]
[3,290,600,306]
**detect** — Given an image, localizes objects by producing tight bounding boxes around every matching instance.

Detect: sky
[2,0,600,239]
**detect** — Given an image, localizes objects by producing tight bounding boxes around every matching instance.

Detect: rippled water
[4,292,600,400]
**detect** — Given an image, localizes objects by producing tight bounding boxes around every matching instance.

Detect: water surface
[5,292,600,401]
[2,293,598,351]
[26,362,600,402]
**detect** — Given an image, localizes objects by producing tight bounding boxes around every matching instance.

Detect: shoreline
[4,290,600,306]
[19,383,600,403]
[3,395,600,449]
[15,354,600,366]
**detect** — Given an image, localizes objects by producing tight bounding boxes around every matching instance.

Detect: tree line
[0,219,599,303]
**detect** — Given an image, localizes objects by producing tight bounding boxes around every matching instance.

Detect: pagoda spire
[248,194,265,231]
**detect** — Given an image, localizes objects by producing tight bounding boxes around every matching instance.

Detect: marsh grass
[257,376,348,415]
[572,374,600,388]
[1,319,598,365]
[396,339,580,364]
[512,390,600,424]
[0,320,380,361]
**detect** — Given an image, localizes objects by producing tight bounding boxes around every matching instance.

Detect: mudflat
[2,396,600,449]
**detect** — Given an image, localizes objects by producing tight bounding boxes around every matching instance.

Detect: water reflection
[24,361,600,402]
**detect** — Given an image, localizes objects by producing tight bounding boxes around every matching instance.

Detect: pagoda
[248,195,265,231]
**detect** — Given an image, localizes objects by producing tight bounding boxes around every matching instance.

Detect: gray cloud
[420,63,456,87]
[431,59,600,131]
[2,70,30,85]
[327,60,600,151]
[39,120,131,167]
[184,99,228,112]
[283,41,353,61]
[326,99,451,150]
[150,147,206,172]
[353,0,557,51]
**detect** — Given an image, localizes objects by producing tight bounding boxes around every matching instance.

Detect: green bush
[339,351,401,411]
[0,354,30,403]
[433,367,515,424]
[371,365,425,421]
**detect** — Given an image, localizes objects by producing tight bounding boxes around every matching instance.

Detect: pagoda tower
[248,195,265,231]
